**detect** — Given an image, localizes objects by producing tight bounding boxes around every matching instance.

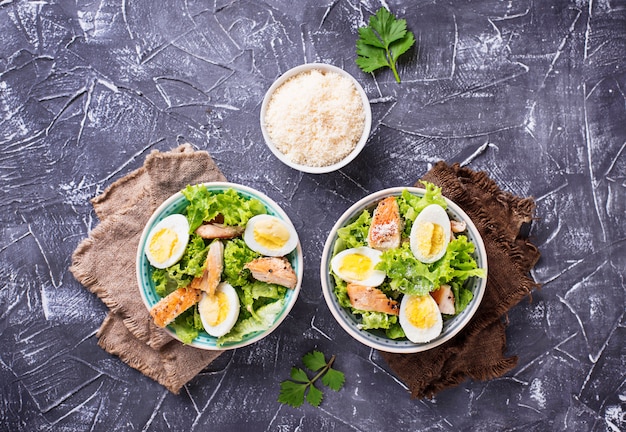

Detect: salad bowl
[136,182,303,350]
[320,186,488,354]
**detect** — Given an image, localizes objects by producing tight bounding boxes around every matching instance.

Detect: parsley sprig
[356,7,415,83]
[278,351,345,408]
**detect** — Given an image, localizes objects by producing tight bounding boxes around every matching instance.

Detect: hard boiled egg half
[244,214,298,257]
[145,214,190,269]
[330,247,386,287]
[409,204,451,263]
[199,282,240,337]
[399,294,443,343]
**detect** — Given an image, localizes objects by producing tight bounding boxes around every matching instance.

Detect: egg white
[144,214,190,269]
[399,294,443,343]
[199,282,240,337]
[330,247,386,287]
[244,214,298,257]
[409,204,451,263]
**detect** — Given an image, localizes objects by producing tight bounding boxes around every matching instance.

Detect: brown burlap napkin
[70,144,227,393]
[380,161,541,399]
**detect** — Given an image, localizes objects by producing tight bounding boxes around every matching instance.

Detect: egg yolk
[253,218,290,250]
[339,253,372,281]
[200,292,230,326]
[415,222,445,259]
[405,296,438,329]
[148,228,179,263]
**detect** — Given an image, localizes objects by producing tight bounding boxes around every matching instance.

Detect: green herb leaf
[278,380,307,408]
[321,368,345,391]
[355,7,415,83]
[356,40,391,72]
[278,351,345,408]
[370,8,407,47]
[357,26,385,49]
[302,351,327,372]
[390,32,415,61]
[290,367,309,383]
[306,385,324,407]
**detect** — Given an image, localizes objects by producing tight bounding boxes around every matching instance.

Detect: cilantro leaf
[306,385,323,407]
[290,367,309,383]
[302,351,327,372]
[356,40,391,72]
[278,380,307,408]
[371,8,406,46]
[390,32,415,63]
[355,7,415,83]
[321,368,345,391]
[278,351,345,408]
[357,26,385,49]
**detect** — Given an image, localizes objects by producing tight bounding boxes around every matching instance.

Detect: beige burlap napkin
[71,144,227,393]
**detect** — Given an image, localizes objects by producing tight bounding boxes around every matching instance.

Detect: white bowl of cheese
[260,63,372,174]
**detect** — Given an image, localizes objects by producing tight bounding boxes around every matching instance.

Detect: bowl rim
[320,186,488,353]
[136,181,303,351]
[260,62,372,174]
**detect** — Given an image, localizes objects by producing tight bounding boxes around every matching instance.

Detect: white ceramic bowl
[260,63,372,174]
[320,187,488,353]
[137,182,303,350]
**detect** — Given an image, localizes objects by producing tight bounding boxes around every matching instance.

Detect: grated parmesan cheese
[264,69,365,168]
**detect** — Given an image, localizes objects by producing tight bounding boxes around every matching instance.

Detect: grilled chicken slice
[195,223,244,239]
[430,284,456,315]
[346,283,399,316]
[367,196,402,251]
[244,257,297,289]
[150,286,202,328]
[450,220,466,233]
[190,240,224,296]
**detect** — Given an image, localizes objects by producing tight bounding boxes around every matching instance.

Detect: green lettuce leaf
[451,281,474,314]
[332,275,351,308]
[239,280,287,321]
[335,210,371,253]
[152,234,209,296]
[376,235,485,297]
[376,243,437,296]
[181,184,213,232]
[169,322,198,345]
[358,311,398,330]
[217,298,285,346]
[385,322,406,339]
[152,269,178,297]
[431,235,486,285]
[397,181,448,236]
[169,306,203,344]
[223,238,260,287]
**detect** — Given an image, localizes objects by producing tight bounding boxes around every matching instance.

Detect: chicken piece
[195,223,244,239]
[150,286,202,328]
[367,196,402,251]
[346,283,399,316]
[430,284,456,315]
[450,220,467,233]
[244,257,297,289]
[190,240,223,296]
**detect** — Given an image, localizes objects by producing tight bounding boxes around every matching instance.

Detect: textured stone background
[1,1,624,431]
